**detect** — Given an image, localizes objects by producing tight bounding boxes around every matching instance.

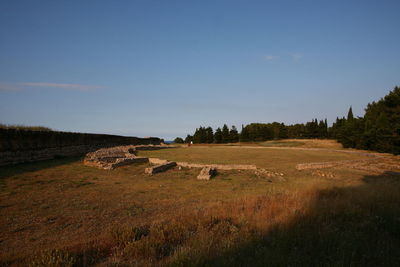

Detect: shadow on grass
[0,156,82,180]
[180,171,400,266]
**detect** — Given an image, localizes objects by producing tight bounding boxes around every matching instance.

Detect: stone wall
[0,129,161,166]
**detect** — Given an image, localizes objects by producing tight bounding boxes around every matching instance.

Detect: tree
[214,127,222,143]
[173,137,184,144]
[229,125,239,143]
[182,87,400,154]
[333,87,400,154]
[193,127,207,143]
[193,128,200,143]
[278,123,288,139]
[318,119,328,138]
[221,124,230,143]
[205,127,214,143]
[185,135,193,144]
[239,124,249,142]
[347,106,354,121]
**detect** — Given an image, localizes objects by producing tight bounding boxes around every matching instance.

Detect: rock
[107,157,149,169]
[176,161,256,170]
[145,161,177,175]
[83,145,148,169]
[148,158,169,165]
[197,167,217,180]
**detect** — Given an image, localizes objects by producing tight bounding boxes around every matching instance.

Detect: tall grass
[26,171,399,266]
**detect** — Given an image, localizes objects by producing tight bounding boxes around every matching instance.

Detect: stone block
[145,161,177,175]
[197,167,217,180]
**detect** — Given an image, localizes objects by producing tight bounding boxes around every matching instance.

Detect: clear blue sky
[0,0,399,140]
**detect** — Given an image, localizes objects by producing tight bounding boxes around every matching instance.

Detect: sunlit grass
[1,143,399,266]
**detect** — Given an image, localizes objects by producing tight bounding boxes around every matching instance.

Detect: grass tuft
[28,249,76,267]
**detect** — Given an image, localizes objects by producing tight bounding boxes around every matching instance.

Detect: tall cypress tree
[347,106,354,121]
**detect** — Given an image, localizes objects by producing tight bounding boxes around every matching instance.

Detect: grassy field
[259,138,345,149]
[1,140,400,266]
[138,145,369,173]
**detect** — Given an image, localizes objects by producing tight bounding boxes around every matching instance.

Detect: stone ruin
[84,145,285,182]
[197,167,217,180]
[83,145,148,170]
[145,161,177,175]
[83,145,179,174]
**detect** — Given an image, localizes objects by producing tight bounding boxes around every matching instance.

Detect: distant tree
[278,123,288,139]
[182,87,400,154]
[318,119,328,138]
[193,128,200,143]
[347,106,354,121]
[193,126,208,143]
[185,134,193,144]
[331,87,400,154]
[305,119,319,138]
[229,125,239,143]
[324,119,329,138]
[221,124,230,143]
[205,127,214,143]
[214,127,223,143]
[287,123,306,138]
[271,122,281,139]
[239,124,249,142]
[173,137,184,144]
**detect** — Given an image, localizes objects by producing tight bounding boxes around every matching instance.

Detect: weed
[126,205,145,216]
[29,249,76,267]
[111,225,150,246]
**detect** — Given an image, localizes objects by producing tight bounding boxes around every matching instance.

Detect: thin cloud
[264,55,280,61]
[21,82,102,91]
[291,53,304,61]
[0,82,102,91]
[0,83,22,91]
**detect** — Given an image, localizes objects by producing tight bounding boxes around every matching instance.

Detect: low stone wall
[0,128,162,166]
[145,161,177,175]
[0,144,102,166]
[176,162,257,170]
[0,142,162,167]
[295,159,375,170]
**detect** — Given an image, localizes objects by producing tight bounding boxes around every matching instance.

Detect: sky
[0,0,399,140]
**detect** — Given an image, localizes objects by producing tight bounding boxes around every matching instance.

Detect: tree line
[175,119,328,144]
[330,86,400,154]
[174,87,400,154]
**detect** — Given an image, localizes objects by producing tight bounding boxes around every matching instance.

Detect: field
[1,140,400,266]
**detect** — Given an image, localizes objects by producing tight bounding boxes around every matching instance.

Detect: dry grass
[138,145,370,174]
[1,141,399,266]
[260,138,345,149]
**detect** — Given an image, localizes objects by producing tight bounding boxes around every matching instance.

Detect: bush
[174,137,184,144]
